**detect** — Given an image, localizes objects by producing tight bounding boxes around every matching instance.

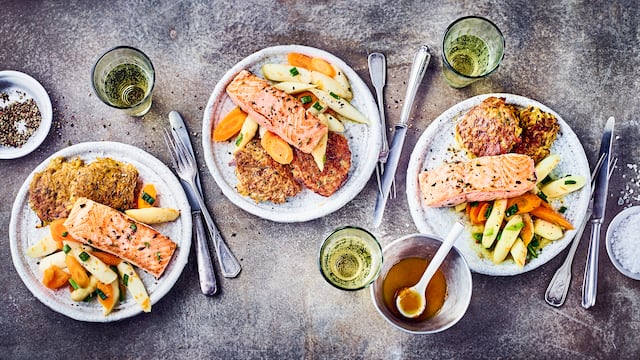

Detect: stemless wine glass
[442,16,505,88]
[92,46,155,116]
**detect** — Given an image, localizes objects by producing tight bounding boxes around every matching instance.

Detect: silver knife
[169,111,217,295]
[582,116,615,309]
[372,45,431,228]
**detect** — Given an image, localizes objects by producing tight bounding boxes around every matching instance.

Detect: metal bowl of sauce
[370,233,472,334]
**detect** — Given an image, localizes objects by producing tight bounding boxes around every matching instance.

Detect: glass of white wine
[442,16,505,88]
[319,226,383,291]
[92,46,155,116]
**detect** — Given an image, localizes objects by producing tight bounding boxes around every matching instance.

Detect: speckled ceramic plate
[202,45,381,222]
[0,70,53,159]
[9,142,191,322]
[407,94,591,276]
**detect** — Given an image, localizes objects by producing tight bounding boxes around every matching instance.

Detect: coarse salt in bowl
[606,206,640,280]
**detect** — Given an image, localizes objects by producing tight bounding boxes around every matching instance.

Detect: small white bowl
[0,70,52,159]
[606,206,640,280]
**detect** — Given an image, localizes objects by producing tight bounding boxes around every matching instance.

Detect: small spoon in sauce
[395,222,464,318]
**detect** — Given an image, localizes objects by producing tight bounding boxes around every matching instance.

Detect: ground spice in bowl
[0,93,42,147]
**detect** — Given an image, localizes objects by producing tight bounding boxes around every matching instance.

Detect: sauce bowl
[370,233,472,333]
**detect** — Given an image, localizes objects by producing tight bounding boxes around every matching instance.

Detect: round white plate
[0,70,53,159]
[606,206,640,280]
[9,142,191,322]
[202,45,381,222]
[407,94,591,276]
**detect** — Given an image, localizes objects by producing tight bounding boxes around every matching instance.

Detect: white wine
[104,63,150,107]
[446,34,490,77]
[319,227,382,290]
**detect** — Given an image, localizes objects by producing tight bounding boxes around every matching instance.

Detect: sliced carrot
[42,265,70,289]
[287,52,313,69]
[310,57,336,77]
[137,183,157,208]
[530,205,574,230]
[295,91,318,109]
[520,213,535,246]
[468,201,490,225]
[506,193,542,215]
[213,107,247,142]
[96,280,119,315]
[91,251,122,266]
[49,218,70,249]
[261,131,293,164]
[65,254,90,288]
[477,202,491,223]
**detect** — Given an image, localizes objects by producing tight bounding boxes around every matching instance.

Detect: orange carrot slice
[261,131,293,164]
[137,183,157,208]
[65,254,90,288]
[287,53,313,69]
[506,193,542,215]
[213,107,247,142]
[49,218,70,249]
[310,57,336,77]
[42,265,70,289]
[295,91,318,109]
[96,280,119,315]
[530,205,574,230]
[91,251,122,266]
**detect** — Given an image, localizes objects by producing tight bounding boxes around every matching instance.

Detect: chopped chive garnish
[300,95,312,104]
[144,242,150,248]
[141,192,155,205]
[110,265,118,273]
[472,233,482,242]
[62,244,72,254]
[78,251,90,262]
[123,274,129,287]
[564,179,577,185]
[289,67,299,76]
[69,279,79,290]
[235,133,244,146]
[559,206,568,214]
[130,223,137,231]
[485,205,493,218]
[61,231,68,238]
[506,204,519,217]
[96,288,108,300]
[329,92,340,99]
[537,192,548,202]
[156,252,162,262]
[312,102,323,111]
[469,201,479,207]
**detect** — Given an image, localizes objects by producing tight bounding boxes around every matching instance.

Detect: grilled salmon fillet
[64,197,177,279]
[419,154,537,207]
[226,70,328,153]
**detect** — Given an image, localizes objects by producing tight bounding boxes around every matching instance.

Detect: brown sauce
[382,257,447,321]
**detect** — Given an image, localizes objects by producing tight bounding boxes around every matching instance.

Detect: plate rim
[406,93,591,276]
[9,141,192,321]
[0,70,53,159]
[201,44,381,222]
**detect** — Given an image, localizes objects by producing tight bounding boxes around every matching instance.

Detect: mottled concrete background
[1,0,639,359]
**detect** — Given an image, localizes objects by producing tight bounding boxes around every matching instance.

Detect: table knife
[582,116,615,309]
[169,111,217,295]
[372,45,431,228]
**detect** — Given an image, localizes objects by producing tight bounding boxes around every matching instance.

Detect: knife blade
[372,45,431,228]
[169,111,217,295]
[582,116,615,309]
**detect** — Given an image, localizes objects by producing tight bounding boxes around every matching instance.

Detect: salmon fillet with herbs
[419,154,537,207]
[226,70,328,153]
[64,197,177,279]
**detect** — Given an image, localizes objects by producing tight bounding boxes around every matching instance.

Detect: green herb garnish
[289,67,299,76]
[564,179,577,185]
[141,192,155,205]
[312,102,323,111]
[506,204,519,217]
[559,206,567,214]
[300,95,312,104]
[79,251,90,262]
[123,274,129,287]
[62,244,72,254]
[329,92,340,99]
[69,279,79,290]
[96,288,108,300]
[235,133,244,146]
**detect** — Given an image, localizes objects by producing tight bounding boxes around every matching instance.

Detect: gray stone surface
[1,0,639,358]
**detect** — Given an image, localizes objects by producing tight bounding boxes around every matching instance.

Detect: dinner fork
[163,129,242,278]
[544,155,616,307]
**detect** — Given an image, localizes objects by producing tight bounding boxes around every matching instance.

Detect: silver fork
[544,155,617,307]
[163,129,242,278]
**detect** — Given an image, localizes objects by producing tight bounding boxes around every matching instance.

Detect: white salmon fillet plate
[419,153,537,207]
[226,70,328,153]
[64,198,177,279]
